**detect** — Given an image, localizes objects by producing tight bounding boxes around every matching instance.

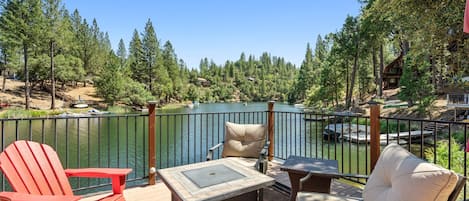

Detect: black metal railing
[0,106,468,200]
[154,111,266,169]
[271,111,469,200]
[0,114,149,194]
[272,112,371,180]
[447,94,469,106]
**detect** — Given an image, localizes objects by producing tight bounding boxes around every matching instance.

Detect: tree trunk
[431,54,436,90]
[2,52,7,92]
[50,41,56,109]
[378,45,384,97]
[149,62,153,92]
[333,75,339,106]
[345,60,349,108]
[346,42,360,109]
[23,44,30,110]
[372,48,378,92]
[2,71,6,92]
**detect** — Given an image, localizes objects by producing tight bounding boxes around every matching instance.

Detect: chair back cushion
[222,122,266,158]
[363,143,458,201]
[0,141,73,196]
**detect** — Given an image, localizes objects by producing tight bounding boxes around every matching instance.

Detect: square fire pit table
[157,157,275,201]
[280,156,340,201]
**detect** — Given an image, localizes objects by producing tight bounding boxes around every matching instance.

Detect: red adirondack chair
[0,140,132,201]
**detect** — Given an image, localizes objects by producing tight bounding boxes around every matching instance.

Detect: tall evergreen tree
[71,12,93,83]
[117,38,126,67]
[43,0,65,109]
[128,29,145,83]
[95,52,125,105]
[162,41,181,100]
[142,19,159,92]
[288,43,314,103]
[0,0,44,109]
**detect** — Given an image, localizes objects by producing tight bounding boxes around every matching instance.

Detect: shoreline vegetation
[0,102,190,118]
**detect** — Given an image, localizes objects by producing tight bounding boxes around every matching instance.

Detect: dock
[324,124,434,144]
[340,131,433,144]
[304,115,337,121]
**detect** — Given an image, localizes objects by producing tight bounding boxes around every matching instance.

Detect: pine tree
[43,0,65,109]
[0,0,45,109]
[117,38,126,67]
[398,52,434,110]
[162,41,181,100]
[142,19,159,92]
[288,43,314,103]
[71,11,94,83]
[95,52,125,105]
[128,29,145,83]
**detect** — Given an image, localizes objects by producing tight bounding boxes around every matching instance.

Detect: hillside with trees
[0,0,297,109]
[288,0,469,116]
[0,0,468,113]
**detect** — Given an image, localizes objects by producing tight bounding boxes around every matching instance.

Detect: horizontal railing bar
[155,111,266,116]
[380,116,469,125]
[0,113,147,121]
[0,105,466,199]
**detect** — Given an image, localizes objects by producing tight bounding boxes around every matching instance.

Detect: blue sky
[63,0,362,69]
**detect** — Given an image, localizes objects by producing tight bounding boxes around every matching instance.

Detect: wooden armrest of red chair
[65,168,132,194]
[0,192,81,201]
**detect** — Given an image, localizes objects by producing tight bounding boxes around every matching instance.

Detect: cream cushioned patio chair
[296,143,466,201]
[206,122,268,174]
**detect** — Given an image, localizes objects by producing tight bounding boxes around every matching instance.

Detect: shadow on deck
[82,160,363,201]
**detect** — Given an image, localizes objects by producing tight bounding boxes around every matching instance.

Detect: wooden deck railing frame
[148,101,157,185]
[369,102,381,172]
[147,101,382,174]
[268,101,275,161]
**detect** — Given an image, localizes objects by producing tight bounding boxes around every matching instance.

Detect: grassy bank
[160,103,187,110]
[0,108,87,118]
[0,102,189,118]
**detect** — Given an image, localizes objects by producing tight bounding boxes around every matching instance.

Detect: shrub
[416,95,436,117]
[424,138,465,200]
[356,118,410,133]
[122,80,154,106]
[425,138,464,174]
[450,131,466,145]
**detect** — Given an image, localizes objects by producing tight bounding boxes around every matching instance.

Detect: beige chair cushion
[363,143,458,201]
[222,122,266,158]
[296,192,362,201]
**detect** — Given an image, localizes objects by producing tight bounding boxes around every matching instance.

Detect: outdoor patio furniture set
[0,122,466,201]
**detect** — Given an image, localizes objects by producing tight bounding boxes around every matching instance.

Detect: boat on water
[57,112,88,117]
[72,103,88,108]
[71,96,88,108]
[187,103,194,109]
[88,109,110,115]
[294,103,305,109]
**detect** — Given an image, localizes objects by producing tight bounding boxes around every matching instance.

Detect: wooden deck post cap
[367,100,383,105]
[148,101,158,105]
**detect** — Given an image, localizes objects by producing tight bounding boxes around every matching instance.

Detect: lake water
[0,102,370,193]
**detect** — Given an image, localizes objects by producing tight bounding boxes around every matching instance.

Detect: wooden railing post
[148,101,157,185]
[369,102,381,172]
[267,101,275,161]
